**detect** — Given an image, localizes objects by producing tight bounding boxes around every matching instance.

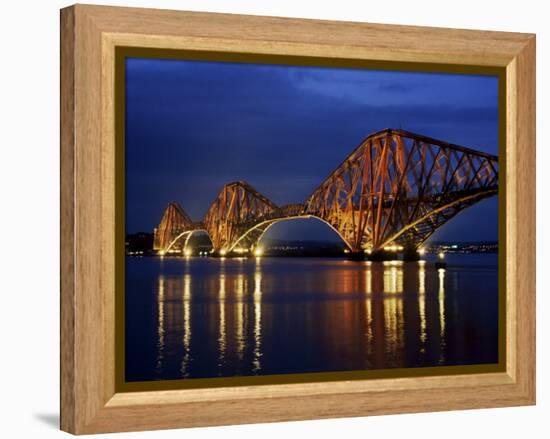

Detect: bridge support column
[402,245,420,261]
[367,250,394,262]
[346,251,366,261]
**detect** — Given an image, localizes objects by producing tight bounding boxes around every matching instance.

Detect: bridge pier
[346,251,366,261]
[366,250,394,262]
[402,245,420,261]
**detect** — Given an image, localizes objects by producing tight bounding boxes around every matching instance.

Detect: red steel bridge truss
[153,129,498,256]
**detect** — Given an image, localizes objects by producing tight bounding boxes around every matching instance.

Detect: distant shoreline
[125,232,497,257]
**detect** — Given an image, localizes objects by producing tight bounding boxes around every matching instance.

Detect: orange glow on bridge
[153,129,498,255]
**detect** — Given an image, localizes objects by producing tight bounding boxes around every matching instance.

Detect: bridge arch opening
[161,230,213,256]
[236,216,350,255]
[185,231,214,255]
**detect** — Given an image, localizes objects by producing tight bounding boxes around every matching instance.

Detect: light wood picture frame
[60,4,535,434]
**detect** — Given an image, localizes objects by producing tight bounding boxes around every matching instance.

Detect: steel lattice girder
[153,202,193,251]
[154,129,498,254]
[305,129,498,251]
[203,181,279,251]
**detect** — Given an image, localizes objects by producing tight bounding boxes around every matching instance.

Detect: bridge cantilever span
[153,129,498,256]
[305,129,498,253]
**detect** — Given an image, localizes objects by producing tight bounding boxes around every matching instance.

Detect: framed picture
[60,4,536,434]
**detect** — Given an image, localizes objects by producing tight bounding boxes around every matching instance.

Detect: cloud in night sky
[125,57,499,243]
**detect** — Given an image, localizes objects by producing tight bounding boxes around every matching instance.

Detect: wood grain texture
[60,4,536,434]
[509,37,536,397]
[60,6,75,433]
[82,4,530,66]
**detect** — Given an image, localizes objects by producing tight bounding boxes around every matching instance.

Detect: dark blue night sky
[125,57,499,242]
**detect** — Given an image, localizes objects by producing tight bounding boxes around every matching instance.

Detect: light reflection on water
[252,263,262,373]
[438,268,446,365]
[126,255,498,382]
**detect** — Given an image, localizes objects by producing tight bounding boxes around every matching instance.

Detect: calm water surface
[125,255,498,382]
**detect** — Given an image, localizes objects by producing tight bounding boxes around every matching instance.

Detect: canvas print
[124,57,500,383]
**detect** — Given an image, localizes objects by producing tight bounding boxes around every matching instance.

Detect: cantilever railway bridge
[153,129,498,257]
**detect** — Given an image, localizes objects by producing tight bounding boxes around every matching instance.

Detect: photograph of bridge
[153,129,497,260]
[124,56,500,383]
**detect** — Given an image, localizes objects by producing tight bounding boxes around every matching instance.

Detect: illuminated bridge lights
[383,244,404,252]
